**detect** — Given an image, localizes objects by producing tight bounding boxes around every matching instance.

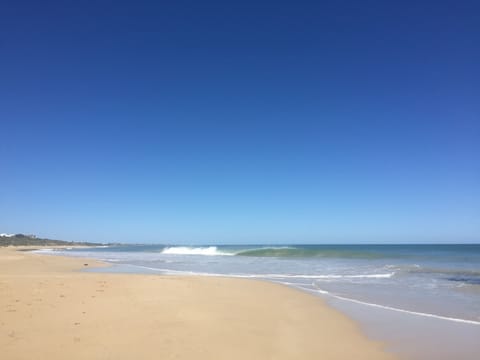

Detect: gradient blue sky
[1,1,479,244]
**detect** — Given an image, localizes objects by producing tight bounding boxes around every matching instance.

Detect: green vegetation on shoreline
[0,234,101,247]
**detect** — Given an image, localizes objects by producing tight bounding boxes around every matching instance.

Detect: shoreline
[1,246,396,360]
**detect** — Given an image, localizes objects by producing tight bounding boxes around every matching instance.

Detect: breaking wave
[234,246,385,258]
[160,246,233,256]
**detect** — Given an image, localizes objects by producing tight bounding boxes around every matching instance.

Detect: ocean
[36,244,480,359]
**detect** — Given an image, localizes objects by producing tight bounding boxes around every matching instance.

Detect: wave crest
[235,246,383,258]
[160,246,232,256]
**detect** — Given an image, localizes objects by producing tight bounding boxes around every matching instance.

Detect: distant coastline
[0,233,104,247]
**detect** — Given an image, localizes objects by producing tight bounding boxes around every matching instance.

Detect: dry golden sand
[0,247,396,360]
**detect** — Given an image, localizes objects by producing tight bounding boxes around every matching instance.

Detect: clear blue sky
[1,1,479,244]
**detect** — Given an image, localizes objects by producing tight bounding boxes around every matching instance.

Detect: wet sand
[0,247,396,360]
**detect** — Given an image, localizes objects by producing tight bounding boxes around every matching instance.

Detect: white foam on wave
[228,272,395,279]
[122,264,393,280]
[31,248,57,254]
[160,246,233,256]
[123,264,233,276]
[301,285,480,326]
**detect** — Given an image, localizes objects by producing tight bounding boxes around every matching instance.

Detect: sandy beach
[0,247,395,360]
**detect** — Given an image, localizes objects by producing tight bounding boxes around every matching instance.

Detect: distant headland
[0,233,104,247]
